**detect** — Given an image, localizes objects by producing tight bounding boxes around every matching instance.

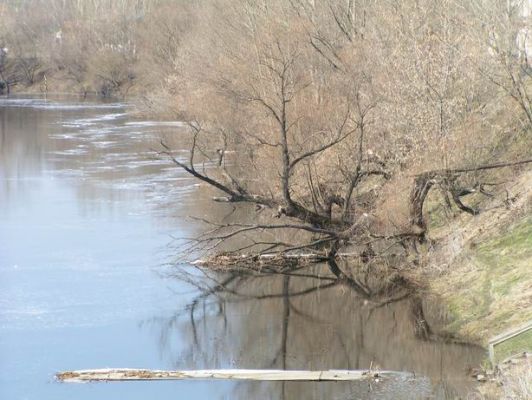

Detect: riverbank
[9,89,529,352]
[3,92,529,397]
[4,81,160,121]
[424,171,532,400]
[477,354,531,399]
[4,76,133,101]
[6,90,530,349]
[425,169,531,344]
[419,168,532,397]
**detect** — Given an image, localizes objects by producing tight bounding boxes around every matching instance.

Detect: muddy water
[0,96,484,399]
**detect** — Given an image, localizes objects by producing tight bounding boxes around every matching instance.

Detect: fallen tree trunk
[56,368,408,382]
[191,252,361,269]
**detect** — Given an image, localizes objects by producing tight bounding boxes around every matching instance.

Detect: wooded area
[1,0,531,280]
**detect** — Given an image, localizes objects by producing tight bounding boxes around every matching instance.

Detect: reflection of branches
[151,263,342,353]
[188,274,241,346]
[205,270,339,301]
[174,260,414,357]
[289,302,329,324]
[272,275,291,370]
[336,330,352,370]
[143,257,485,399]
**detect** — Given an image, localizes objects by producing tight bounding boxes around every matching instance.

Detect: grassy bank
[433,216,531,345]
[426,180,531,398]
[426,165,532,370]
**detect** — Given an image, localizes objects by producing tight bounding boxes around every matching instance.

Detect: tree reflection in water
[146,263,484,399]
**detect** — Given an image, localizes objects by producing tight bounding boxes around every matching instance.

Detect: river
[0,96,484,399]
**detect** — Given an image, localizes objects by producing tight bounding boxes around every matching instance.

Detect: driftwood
[56,368,408,382]
[192,253,325,265]
[191,252,361,269]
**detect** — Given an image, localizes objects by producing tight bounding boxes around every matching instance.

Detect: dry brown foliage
[1,0,531,259]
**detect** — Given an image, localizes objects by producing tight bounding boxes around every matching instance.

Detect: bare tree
[1,0,530,276]
[154,0,531,273]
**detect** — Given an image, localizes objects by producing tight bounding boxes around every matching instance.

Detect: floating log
[56,368,407,383]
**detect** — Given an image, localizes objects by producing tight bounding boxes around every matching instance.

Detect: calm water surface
[0,96,484,399]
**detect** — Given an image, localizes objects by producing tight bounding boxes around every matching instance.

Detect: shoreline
[2,92,530,393]
[5,91,530,345]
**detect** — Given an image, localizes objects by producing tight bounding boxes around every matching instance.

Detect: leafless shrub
[1,0,530,267]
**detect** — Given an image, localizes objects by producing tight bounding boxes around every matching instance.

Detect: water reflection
[0,96,484,400]
[0,96,206,221]
[154,263,484,399]
[0,96,210,400]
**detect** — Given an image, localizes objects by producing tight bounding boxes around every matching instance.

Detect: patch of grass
[425,189,456,232]
[433,216,532,344]
[493,329,532,364]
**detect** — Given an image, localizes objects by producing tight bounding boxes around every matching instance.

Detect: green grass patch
[493,328,532,364]
[434,216,532,344]
[425,191,454,231]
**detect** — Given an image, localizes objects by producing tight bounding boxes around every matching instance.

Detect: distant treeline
[0,0,165,97]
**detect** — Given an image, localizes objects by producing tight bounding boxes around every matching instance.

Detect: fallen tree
[160,119,532,312]
[56,368,409,382]
[162,126,532,270]
[150,0,532,322]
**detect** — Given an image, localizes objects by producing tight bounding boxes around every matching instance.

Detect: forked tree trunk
[409,158,532,238]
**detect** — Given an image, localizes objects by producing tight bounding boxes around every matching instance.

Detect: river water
[0,96,484,399]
